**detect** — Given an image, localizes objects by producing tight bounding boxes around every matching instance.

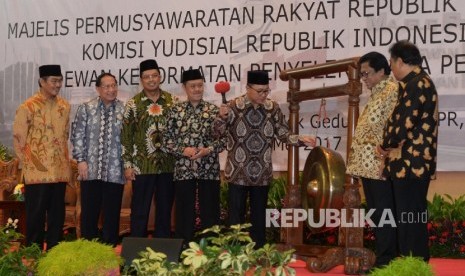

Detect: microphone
[214,81,230,104]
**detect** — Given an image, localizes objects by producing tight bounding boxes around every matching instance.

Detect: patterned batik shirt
[13,91,70,184]
[346,76,398,180]
[121,90,176,175]
[71,97,125,184]
[212,95,300,186]
[382,67,438,180]
[163,100,226,181]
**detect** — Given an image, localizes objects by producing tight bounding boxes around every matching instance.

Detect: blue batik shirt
[71,97,125,184]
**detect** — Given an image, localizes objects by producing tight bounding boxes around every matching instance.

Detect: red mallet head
[214,81,231,104]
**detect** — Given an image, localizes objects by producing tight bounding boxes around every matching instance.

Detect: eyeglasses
[360,71,374,78]
[100,83,118,90]
[247,85,271,95]
[142,74,160,80]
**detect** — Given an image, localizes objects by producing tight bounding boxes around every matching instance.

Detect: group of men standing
[12,39,438,270]
[12,58,314,251]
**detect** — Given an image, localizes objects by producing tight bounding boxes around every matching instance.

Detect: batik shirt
[213,95,300,186]
[121,90,176,174]
[346,76,398,179]
[163,100,225,181]
[13,90,70,184]
[71,97,125,184]
[382,67,438,180]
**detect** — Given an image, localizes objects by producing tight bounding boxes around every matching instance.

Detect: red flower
[427,222,433,231]
[459,245,465,253]
[441,231,449,238]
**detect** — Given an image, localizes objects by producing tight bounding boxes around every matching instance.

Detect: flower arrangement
[124,224,296,276]
[0,219,43,275]
[11,183,25,201]
[427,194,465,258]
[4,217,19,234]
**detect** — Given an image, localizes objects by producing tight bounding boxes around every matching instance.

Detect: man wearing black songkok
[121,59,177,238]
[213,70,315,248]
[13,64,70,250]
[163,69,225,244]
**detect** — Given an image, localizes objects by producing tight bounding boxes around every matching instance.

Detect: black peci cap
[181,69,204,83]
[39,65,62,78]
[139,59,159,76]
[247,70,269,85]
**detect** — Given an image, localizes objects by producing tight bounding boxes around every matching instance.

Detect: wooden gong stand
[279,58,375,274]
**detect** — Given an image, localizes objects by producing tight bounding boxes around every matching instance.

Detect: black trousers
[80,180,124,246]
[24,183,66,250]
[228,183,269,248]
[392,178,430,262]
[361,177,397,266]
[174,179,220,243]
[130,173,174,238]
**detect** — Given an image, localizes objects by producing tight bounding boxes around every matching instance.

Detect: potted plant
[37,239,122,276]
[0,223,43,275]
[125,224,296,276]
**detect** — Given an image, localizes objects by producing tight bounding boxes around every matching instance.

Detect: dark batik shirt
[163,100,225,181]
[382,67,438,180]
[213,95,300,186]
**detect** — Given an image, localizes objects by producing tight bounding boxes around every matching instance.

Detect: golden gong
[301,146,346,233]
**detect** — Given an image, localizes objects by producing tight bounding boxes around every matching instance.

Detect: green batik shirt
[121,90,176,174]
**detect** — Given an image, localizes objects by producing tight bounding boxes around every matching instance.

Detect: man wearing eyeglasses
[71,72,125,246]
[13,64,70,250]
[213,70,315,248]
[378,41,438,263]
[121,59,177,238]
[346,52,398,268]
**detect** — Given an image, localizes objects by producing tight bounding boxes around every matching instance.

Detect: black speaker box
[120,237,184,266]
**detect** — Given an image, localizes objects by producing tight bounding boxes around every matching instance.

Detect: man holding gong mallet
[213,70,315,248]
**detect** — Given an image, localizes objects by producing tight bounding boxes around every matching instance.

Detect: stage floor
[290,258,465,275]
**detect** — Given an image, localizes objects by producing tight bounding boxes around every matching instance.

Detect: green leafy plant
[125,224,296,276]
[37,239,122,276]
[428,194,465,222]
[427,194,465,258]
[369,255,434,276]
[267,177,287,209]
[0,225,43,276]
